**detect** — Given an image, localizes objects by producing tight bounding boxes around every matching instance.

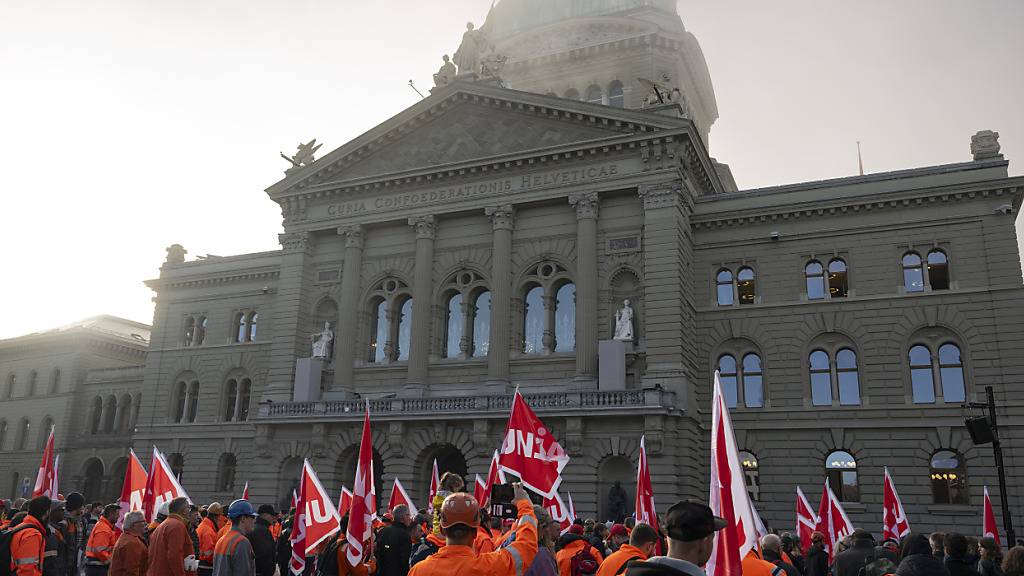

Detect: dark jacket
[375,522,412,576]
[833,539,878,576]
[247,517,276,576]
[978,560,1003,576]
[764,549,801,576]
[946,558,983,576]
[276,521,293,576]
[624,557,698,576]
[807,545,830,576]
[896,554,951,576]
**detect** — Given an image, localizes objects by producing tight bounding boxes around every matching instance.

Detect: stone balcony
[254,388,676,422]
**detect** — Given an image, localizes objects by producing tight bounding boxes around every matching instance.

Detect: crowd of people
[4,481,1024,576]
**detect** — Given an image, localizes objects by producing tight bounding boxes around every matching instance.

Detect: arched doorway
[337,448,384,511]
[418,444,469,506]
[597,455,635,522]
[108,457,129,501]
[82,458,105,502]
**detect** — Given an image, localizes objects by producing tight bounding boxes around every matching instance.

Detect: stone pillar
[263,231,315,402]
[569,192,600,383]
[485,205,515,391]
[405,215,436,395]
[333,226,364,393]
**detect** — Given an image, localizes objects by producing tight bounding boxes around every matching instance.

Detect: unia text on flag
[388,477,417,513]
[707,371,758,576]
[338,486,353,518]
[498,389,570,499]
[542,491,573,534]
[32,425,56,498]
[814,480,854,560]
[116,449,148,531]
[983,486,1001,546]
[427,459,440,516]
[882,468,911,541]
[290,459,341,574]
[795,487,817,551]
[346,400,376,567]
[142,446,190,523]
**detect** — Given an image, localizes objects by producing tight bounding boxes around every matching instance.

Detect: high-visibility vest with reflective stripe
[85,517,116,565]
[213,531,245,557]
[10,516,46,576]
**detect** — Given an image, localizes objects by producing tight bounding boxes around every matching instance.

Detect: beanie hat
[65,492,85,512]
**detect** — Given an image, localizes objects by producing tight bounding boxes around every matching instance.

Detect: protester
[967,539,982,568]
[896,533,950,576]
[945,534,983,576]
[932,535,948,559]
[408,484,537,576]
[762,535,800,576]
[197,503,224,576]
[525,506,558,576]
[247,505,277,576]
[9,496,50,576]
[625,500,726,576]
[1002,548,1024,576]
[556,523,604,576]
[779,533,806,576]
[590,524,612,558]
[110,511,149,576]
[598,523,659,576]
[832,529,877,576]
[375,504,413,576]
[84,504,120,576]
[146,497,196,576]
[43,500,70,576]
[187,506,202,559]
[978,538,1003,576]
[805,532,829,576]
[65,492,88,576]
[429,473,464,536]
[211,500,256,576]
[608,525,629,554]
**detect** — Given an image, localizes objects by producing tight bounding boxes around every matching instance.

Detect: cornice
[145,269,280,291]
[505,30,687,71]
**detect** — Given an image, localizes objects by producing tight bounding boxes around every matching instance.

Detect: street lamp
[964,385,1015,545]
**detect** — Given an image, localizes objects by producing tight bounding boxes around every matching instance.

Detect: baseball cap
[663,501,727,542]
[609,524,628,538]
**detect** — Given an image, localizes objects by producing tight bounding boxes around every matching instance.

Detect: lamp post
[965,385,1015,545]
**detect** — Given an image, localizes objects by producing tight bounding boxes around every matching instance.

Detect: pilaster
[485,205,515,392]
[264,231,314,402]
[405,215,436,396]
[569,192,600,384]
[333,226,364,394]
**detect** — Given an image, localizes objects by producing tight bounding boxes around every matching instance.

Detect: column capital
[638,180,687,211]
[407,215,436,240]
[485,204,515,230]
[568,192,600,220]
[337,225,364,249]
[278,231,310,252]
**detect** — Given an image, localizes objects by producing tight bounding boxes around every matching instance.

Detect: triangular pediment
[267,82,689,196]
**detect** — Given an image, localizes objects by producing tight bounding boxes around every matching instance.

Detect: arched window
[938,344,966,402]
[237,379,251,421]
[183,316,196,346]
[234,312,246,343]
[737,267,756,304]
[223,379,238,421]
[15,419,30,451]
[38,417,52,450]
[805,261,826,300]
[825,450,859,502]
[828,259,848,298]
[443,293,464,359]
[0,420,6,451]
[365,278,412,364]
[519,262,575,355]
[585,84,603,104]
[836,348,861,405]
[739,451,760,501]
[49,368,60,394]
[717,351,764,409]
[172,381,187,423]
[716,269,734,306]
[90,396,103,434]
[472,291,491,357]
[247,312,258,342]
[186,381,199,423]
[103,395,117,433]
[553,283,576,353]
[116,395,132,433]
[370,299,389,362]
[809,347,861,406]
[195,316,207,345]
[742,353,764,408]
[523,285,545,355]
[564,88,580,100]
[910,342,967,403]
[931,450,968,505]
[809,350,832,406]
[903,252,925,293]
[596,456,635,522]
[223,378,252,422]
[396,299,413,361]
[607,81,624,108]
[927,250,950,290]
[718,355,738,408]
[5,374,15,399]
[168,453,184,482]
[27,371,37,397]
[216,453,237,492]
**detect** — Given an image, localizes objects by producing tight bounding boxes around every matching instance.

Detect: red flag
[142,447,190,522]
[815,480,854,560]
[241,481,249,501]
[338,486,353,517]
[477,450,506,508]
[32,426,56,498]
[983,486,1001,546]
[882,468,910,541]
[289,459,340,574]
[635,435,659,533]
[345,401,375,566]
[388,477,416,513]
[708,371,758,576]
[498,390,569,499]
[116,450,148,532]
[542,491,573,534]
[795,486,817,551]
[427,459,440,515]
[473,475,486,505]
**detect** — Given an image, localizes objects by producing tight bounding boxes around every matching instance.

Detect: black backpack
[314,538,344,576]
[410,538,440,567]
[0,523,43,576]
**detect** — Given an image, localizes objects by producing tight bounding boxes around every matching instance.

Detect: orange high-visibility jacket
[595,544,647,576]
[196,517,219,567]
[334,535,377,576]
[474,526,496,556]
[216,521,231,544]
[556,539,605,576]
[86,516,118,565]
[409,500,537,576]
[10,515,46,576]
[744,550,784,576]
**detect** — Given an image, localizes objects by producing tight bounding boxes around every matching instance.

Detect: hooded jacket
[896,554,952,576]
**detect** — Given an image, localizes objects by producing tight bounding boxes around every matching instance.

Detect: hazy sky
[1,1,1022,339]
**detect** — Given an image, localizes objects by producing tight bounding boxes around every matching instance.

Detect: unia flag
[345,401,376,566]
[426,459,440,515]
[497,390,569,499]
[542,491,573,534]
[387,477,417,513]
[338,486,353,518]
[290,459,340,574]
[142,447,190,522]
[116,449,148,531]
[882,467,910,541]
[635,435,659,535]
[32,426,56,498]
[795,486,817,551]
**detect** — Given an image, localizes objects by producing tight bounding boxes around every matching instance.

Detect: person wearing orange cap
[409,484,537,576]
[596,523,658,576]
[556,524,604,576]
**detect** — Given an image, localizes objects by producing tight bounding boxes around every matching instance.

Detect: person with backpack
[212,500,256,576]
[315,515,376,576]
[4,495,50,576]
[596,523,658,576]
[556,523,604,576]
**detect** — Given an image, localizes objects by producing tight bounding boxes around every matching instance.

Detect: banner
[795,486,817,551]
[290,459,341,574]
[498,390,569,499]
[882,467,910,541]
[142,447,190,522]
[345,401,376,566]
[388,477,416,513]
[31,426,56,498]
[815,480,854,560]
[983,486,1001,546]
[116,449,148,531]
[338,486,353,518]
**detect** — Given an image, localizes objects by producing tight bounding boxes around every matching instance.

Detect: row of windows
[0,416,53,452]
[3,368,61,400]
[179,311,258,347]
[715,249,951,306]
[170,377,251,424]
[87,394,139,435]
[547,80,626,108]
[740,449,969,506]
[717,341,966,408]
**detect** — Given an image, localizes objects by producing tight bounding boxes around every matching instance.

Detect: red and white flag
[338,486,353,517]
[345,401,376,566]
[477,450,506,508]
[32,426,56,498]
[882,467,910,541]
[635,435,659,533]
[241,481,250,501]
[388,477,416,513]
[473,474,487,505]
[291,490,298,512]
[426,459,440,515]
[142,447,190,522]
[708,371,758,576]
[983,486,1001,546]
[498,390,569,499]
[566,492,577,524]
[815,480,854,560]
[116,449,148,531]
[750,497,768,541]
[542,491,573,534]
[796,486,818,551]
[290,459,341,574]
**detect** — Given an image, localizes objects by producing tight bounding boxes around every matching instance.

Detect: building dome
[487,0,677,40]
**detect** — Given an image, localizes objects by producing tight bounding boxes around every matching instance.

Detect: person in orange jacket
[85,504,121,576]
[331,516,377,576]
[196,503,224,576]
[596,523,659,576]
[409,485,537,576]
[9,496,50,576]
[743,548,785,576]
[556,524,604,576]
[146,497,197,576]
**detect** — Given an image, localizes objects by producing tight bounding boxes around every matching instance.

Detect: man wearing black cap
[247,505,277,576]
[626,501,726,576]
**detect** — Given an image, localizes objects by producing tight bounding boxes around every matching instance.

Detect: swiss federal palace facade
[3,0,1024,534]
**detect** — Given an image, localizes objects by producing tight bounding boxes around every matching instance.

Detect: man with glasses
[109,511,149,576]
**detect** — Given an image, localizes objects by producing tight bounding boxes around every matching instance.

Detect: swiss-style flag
[983,486,1001,546]
[388,477,416,513]
[345,401,376,566]
[498,390,569,499]
[142,447,190,522]
[478,450,506,508]
[290,459,340,574]
[116,450,148,531]
[882,467,911,541]
[473,474,486,505]
[338,486,353,518]
[32,426,56,498]
[635,435,659,533]
[542,491,573,534]
[291,490,298,513]
[708,371,758,576]
[815,480,854,560]
[241,481,250,501]
[426,459,440,515]
[795,486,818,551]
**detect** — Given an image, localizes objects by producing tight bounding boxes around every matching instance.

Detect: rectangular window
[912,368,936,403]
[744,375,763,408]
[811,373,832,406]
[837,372,861,405]
[940,368,966,403]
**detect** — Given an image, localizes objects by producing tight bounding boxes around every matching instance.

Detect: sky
[1,0,1022,339]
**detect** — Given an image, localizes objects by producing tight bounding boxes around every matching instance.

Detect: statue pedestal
[599,340,632,391]
[293,358,325,402]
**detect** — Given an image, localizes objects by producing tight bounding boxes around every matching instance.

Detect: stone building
[3,0,1023,534]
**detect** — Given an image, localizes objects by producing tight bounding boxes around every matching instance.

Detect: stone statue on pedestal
[310,322,334,359]
[454,22,484,76]
[971,130,1001,160]
[614,299,635,341]
[607,480,627,522]
[433,55,457,87]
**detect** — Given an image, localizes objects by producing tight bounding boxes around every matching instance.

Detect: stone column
[569,192,600,383]
[333,226,364,394]
[405,215,436,395]
[263,231,314,402]
[485,205,515,392]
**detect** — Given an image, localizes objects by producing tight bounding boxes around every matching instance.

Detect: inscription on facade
[607,235,641,254]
